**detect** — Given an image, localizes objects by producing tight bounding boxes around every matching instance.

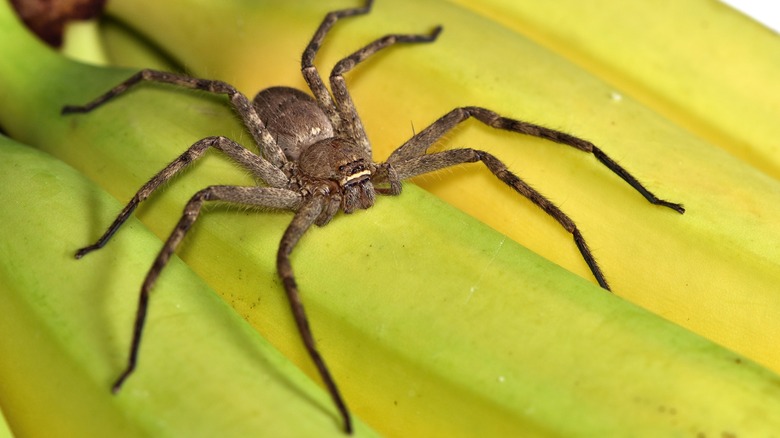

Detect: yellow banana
[449,0,780,178]
[2,0,780,437]
[100,0,780,375]
[0,135,375,436]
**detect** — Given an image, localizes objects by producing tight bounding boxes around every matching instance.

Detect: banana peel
[98,0,780,376]
[2,0,780,437]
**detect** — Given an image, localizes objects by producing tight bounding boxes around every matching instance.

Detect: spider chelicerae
[64,0,684,433]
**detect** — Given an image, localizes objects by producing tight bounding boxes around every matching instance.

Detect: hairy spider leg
[301,0,374,131]
[384,106,685,289]
[391,106,685,213]
[74,136,287,258]
[301,0,442,157]
[111,185,302,391]
[328,26,442,155]
[277,195,353,434]
[62,69,288,168]
[390,148,611,289]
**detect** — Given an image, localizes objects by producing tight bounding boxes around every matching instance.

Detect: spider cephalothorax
[296,136,377,213]
[65,0,683,433]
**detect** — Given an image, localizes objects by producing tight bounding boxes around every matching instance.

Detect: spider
[64,0,684,434]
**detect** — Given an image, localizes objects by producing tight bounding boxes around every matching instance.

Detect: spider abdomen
[253,86,333,161]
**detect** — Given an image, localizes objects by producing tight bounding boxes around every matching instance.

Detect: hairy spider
[64,0,684,433]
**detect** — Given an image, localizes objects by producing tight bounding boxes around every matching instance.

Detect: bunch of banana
[2,0,780,436]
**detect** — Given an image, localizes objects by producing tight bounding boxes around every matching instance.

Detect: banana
[2,0,780,437]
[99,0,780,376]
[0,135,375,436]
[448,0,780,179]
[96,17,183,72]
[59,19,108,65]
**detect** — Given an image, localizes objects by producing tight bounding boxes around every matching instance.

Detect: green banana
[0,135,375,436]
[59,19,108,65]
[97,17,183,72]
[2,0,780,437]
[99,0,780,376]
[0,405,11,438]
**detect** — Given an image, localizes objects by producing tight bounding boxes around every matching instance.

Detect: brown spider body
[257,85,378,219]
[64,0,683,433]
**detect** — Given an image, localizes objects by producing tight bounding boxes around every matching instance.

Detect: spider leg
[277,195,352,433]
[112,185,302,391]
[389,106,685,213]
[62,69,287,168]
[390,149,611,290]
[300,0,441,154]
[75,136,288,259]
[301,0,374,129]
[328,27,442,154]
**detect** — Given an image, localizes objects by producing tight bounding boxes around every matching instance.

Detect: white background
[720,0,780,32]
